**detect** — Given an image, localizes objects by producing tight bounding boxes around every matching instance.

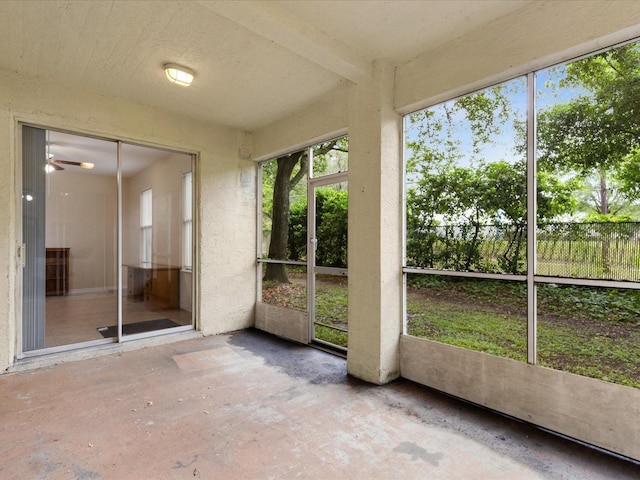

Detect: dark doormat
[97,318,180,338]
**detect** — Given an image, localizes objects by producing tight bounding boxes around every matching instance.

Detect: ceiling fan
[45,131,95,171]
[46,157,95,171]
[44,130,95,173]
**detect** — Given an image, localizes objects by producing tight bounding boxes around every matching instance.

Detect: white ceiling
[0,0,531,133]
[47,131,184,178]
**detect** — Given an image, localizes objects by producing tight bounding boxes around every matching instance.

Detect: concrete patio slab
[1,329,637,479]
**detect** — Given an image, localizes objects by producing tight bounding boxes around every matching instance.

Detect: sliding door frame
[16,123,197,359]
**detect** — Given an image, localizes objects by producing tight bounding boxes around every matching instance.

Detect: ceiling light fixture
[164,63,195,87]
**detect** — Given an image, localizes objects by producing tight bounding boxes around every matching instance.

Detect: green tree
[289,188,348,268]
[405,77,576,273]
[406,158,576,273]
[262,138,347,283]
[263,149,308,283]
[536,42,640,274]
[406,84,516,174]
[537,41,640,219]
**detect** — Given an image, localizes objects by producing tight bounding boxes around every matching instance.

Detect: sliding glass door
[120,143,193,337]
[22,127,118,350]
[21,126,194,354]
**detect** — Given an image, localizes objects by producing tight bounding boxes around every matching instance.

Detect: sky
[404,63,586,174]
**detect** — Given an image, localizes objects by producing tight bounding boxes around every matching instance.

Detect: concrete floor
[1,330,638,479]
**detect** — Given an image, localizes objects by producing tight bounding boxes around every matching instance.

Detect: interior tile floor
[2,329,638,479]
[45,292,192,348]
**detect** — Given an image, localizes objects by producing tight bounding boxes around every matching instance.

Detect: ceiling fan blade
[53,159,95,169]
[48,162,64,171]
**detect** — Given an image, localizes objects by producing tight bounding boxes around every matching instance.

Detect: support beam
[346,60,402,384]
[197,0,371,83]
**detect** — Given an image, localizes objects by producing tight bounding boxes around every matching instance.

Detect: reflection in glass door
[120,144,193,337]
[22,127,118,351]
[309,177,348,349]
[21,126,194,354]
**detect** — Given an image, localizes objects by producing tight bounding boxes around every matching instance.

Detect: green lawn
[263,272,640,388]
[407,276,640,388]
[262,273,348,347]
[407,299,527,362]
[313,276,348,347]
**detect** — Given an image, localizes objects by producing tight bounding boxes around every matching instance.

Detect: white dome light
[164,63,195,87]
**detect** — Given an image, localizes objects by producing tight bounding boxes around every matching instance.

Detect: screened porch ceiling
[0,0,531,133]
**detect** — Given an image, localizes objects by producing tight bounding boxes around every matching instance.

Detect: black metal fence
[406,221,640,281]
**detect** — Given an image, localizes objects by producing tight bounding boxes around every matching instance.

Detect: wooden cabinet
[126,264,179,309]
[46,248,70,296]
[127,266,151,300]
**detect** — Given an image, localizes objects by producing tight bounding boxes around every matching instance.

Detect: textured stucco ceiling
[0,0,530,132]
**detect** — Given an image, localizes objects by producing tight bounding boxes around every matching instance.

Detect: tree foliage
[537,41,640,217]
[405,41,640,274]
[289,188,348,268]
[262,137,348,283]
[406,77,575,274]
[263,149,308,283]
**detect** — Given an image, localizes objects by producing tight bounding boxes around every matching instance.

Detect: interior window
[140,189,152,265]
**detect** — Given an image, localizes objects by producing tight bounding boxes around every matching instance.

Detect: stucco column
[347,60,402,384]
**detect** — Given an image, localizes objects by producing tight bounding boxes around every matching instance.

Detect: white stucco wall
[247,0,640,458]
[250,0,640,388]
[395,1,640,113]
[251,84,349,161]
[0,69,256,370]
[346,60,402,384]
[393,0,640,461]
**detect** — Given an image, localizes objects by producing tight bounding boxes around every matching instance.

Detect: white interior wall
[179,270,192,312]
[123,152,193,312]
[0,68,256,370]
[122,152,191,267]
[46,171,117,293]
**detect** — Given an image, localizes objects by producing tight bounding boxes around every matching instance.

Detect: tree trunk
[262,140,339,283]
[264,153,305,283]
[598,171,611,274]
[599,172,609,215]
